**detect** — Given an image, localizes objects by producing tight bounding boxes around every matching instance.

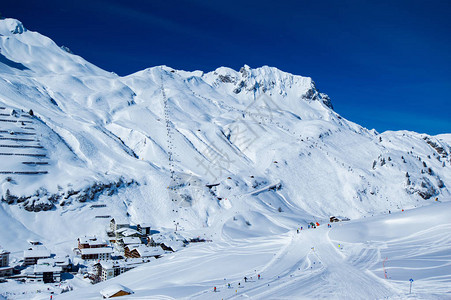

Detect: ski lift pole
[409,278,414,294]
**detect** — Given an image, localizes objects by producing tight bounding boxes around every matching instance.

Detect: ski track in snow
[43,202,451,300]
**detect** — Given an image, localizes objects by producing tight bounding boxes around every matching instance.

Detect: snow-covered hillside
[55,201,451,300]
[0,18,450,299]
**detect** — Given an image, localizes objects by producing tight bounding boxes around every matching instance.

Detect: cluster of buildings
[0,243,72,283]
[80,217,188,283]
[22,245,72,283]
[107,217,186,256]
[0,217,192,286]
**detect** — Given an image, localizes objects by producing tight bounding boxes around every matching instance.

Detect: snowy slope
[55,201,451,300]
[0,18,450,299]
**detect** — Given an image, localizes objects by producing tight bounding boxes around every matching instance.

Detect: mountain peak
[202,64,334,109]
[0,18,27,35]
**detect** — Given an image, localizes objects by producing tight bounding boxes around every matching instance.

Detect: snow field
[50,201,449,299]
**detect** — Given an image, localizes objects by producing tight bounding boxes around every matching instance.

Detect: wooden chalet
[100,284,134,298]
[124,245,164,259]
[118,237,142,248]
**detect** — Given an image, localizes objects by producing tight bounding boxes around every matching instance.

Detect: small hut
[100,284,134,298]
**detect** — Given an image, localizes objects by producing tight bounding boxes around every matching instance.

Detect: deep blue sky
[2,0,450,134]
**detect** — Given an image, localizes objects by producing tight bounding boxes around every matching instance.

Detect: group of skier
[214,274,261,292]
[297,222,332,232]
[213,220,340,293]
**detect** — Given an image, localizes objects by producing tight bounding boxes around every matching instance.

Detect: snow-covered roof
[23,246,51,258]
[37,256,70,266]
[130,245,164,257]
[164,240,185,251]
[123,257,155,266]
[116,228,140,236]
[34,265,62,273]
[28,265,62,274]
[100,284,133,298]
[0,248,9,255]
[151,234,166,243]
[121,237,142,245]
[78,236,107,246]
[138,223,151,228]
[99,258,150,270]
[152,232,186,242]
[80,247,113,255]
[151,233,185,251]
[99,261,115,270]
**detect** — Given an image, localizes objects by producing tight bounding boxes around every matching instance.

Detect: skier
[228,283,231,288]
[214,286,217,292]
[389,210,391,214]
[300,227,303,230]
[244,276,248,282]
[297,228,299,234]
[308,224,310,229]
[258,274,261,280]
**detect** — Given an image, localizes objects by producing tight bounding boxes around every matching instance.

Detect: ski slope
[52,201,450,300]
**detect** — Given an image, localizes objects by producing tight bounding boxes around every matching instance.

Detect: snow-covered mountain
[0,18,450,299]
[0,17,450,237]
